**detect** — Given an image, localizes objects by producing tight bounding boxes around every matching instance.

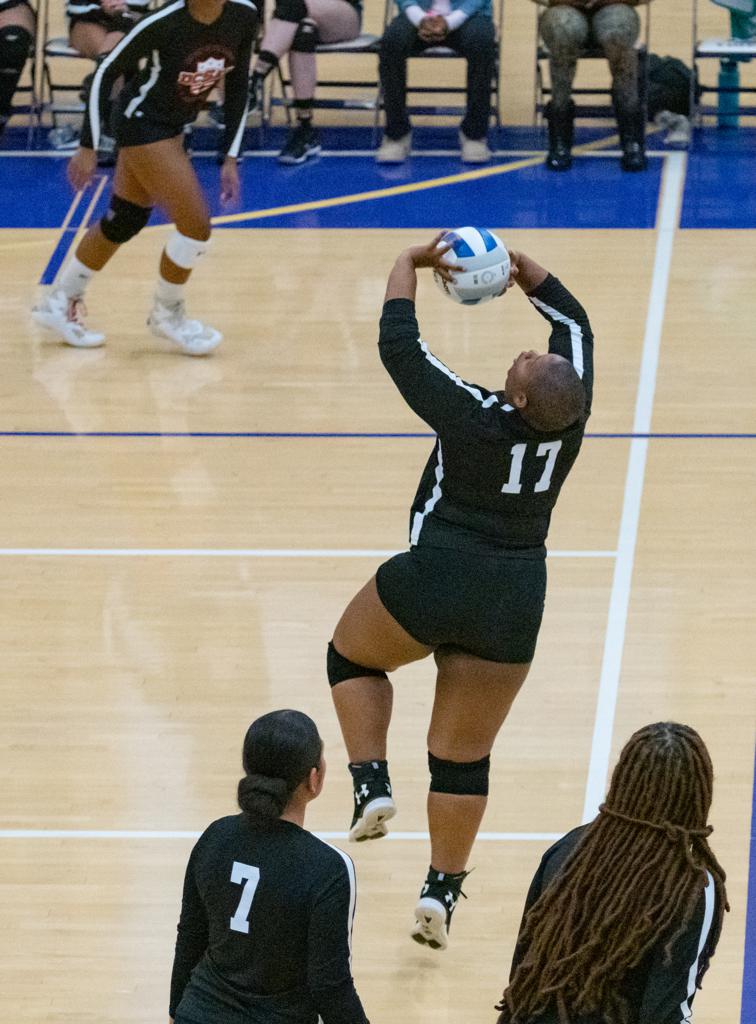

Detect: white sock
[156,277,184,306]
[59,256,95,300]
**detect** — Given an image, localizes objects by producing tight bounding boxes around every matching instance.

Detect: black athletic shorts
[375,545,547,664]
[113,109,183,148]
[69,10,139,32]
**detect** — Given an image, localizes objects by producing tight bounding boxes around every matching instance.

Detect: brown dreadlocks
[496,722,728,1024]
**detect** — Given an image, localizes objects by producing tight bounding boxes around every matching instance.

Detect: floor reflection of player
[33,0,257,355]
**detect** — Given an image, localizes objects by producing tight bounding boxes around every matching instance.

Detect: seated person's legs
[445,13,496,163]
[592,2,645,171]
[539,4,588,169]
[376,12,418,162]
[0,1,35,135]
[278,0,360,164]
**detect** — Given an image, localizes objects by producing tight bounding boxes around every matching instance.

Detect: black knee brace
[327,640,389,688]
[100,195,153,245]
[291,18,319,52]
[428,751,491,796]
[273,0,308,23]
[0,25,32,115]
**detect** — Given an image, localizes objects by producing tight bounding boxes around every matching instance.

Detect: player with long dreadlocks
[496,722,728,1024]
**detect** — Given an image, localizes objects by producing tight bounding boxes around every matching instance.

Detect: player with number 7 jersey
[327,238,593,952]
[169,711,369,1024]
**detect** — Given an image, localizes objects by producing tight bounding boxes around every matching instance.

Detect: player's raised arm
[379,237,505,434]
[512,250,594,417]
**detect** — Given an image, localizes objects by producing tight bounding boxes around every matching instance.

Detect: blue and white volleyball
[434,227,511,306]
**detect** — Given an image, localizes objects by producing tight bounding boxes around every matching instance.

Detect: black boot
[614,95,647,172]
[545,101,574,171]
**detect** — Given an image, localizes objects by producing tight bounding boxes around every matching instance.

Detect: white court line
[581,151,687,823]
[0,829,561,841]
[0,547,616,558]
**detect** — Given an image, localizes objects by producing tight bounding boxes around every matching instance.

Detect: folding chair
[691,0,756,125]
[268,27,382,136]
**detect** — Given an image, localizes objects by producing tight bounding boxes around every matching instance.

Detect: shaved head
[526,355,585,431]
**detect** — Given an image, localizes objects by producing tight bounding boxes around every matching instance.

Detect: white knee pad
[165,230,211,270]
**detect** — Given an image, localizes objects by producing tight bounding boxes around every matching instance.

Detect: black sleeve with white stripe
[79,19,158,149]
[527,274,594,418]
[379,298,502,435]
[221,30,254,158]
[637,874,717,1024]
[307,852,369,1024]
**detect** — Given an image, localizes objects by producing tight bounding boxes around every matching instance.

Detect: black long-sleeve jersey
[82,0,256,156]
[504,826,719,1024]
[169,814,369,1024]
[379,274,594,556]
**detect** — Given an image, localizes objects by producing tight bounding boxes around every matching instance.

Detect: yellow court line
[211,133,622,228]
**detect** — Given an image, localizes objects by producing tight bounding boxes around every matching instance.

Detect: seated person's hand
[418,14,448,43]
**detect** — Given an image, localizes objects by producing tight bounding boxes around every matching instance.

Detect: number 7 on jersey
[229,861,260,934]
[501,440,562,495]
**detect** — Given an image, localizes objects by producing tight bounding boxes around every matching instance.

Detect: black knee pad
[0,25,32,70]
[327,640,388,688]
[291,18,319,52]
[273,0,308,23]
[100,195,153,245]
[428,751,491,796]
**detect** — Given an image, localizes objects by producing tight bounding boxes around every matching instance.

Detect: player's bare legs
[69,22,125,59]
[332,576,432,761]
[38,137,222,353]
[427,648,530,873]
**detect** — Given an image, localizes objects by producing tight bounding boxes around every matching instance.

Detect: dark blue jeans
[379,12,497,141]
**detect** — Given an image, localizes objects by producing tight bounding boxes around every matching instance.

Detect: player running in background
[170,709,370,1024]
[496,722,727,1024]
[327,234,594,949]
[33,0,257,355]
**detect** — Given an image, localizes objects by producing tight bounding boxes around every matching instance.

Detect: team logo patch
[178,54,234,97]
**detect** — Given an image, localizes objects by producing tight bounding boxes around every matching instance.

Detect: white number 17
[501,441,562,495]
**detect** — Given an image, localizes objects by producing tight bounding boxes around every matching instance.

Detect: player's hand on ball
[220,157,240,207]
[405,232,463,283]
[505,249,521,291]
[68,148,97,191]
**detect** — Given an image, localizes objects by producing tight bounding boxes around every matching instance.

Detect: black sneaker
[277,123,321,165]
[411,867,470,950]
[348,760,396,842]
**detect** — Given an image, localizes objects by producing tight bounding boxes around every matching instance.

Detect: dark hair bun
[237,773,289,819]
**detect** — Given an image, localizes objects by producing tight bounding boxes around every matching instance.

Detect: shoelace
[66,298,88,327]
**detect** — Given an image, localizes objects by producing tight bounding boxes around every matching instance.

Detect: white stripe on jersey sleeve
[123,50,161,119]
[527,295,585,379]
[419,338,501,409]
[229,0,258,9]
[88,0,184,150]
[323,843,357,965]
[410,441,443,546]
[679,870,716,1022]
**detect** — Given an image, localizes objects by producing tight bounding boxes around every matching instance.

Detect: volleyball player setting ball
[32,0,257,355]
[328,228,594,950]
